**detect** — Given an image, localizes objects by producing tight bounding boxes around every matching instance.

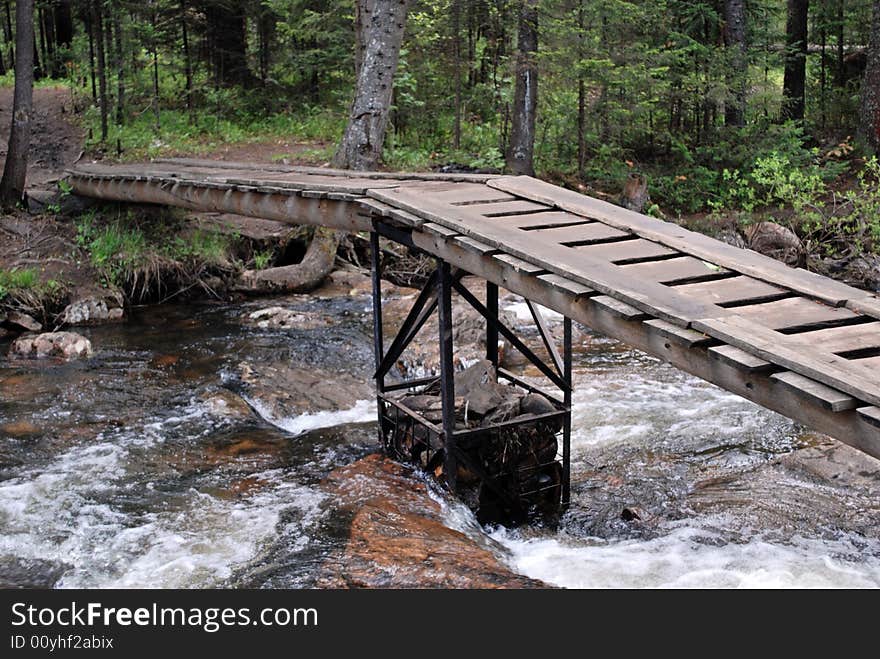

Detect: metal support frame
[369,222,573,510]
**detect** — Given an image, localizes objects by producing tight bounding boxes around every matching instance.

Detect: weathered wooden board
[483,211,593,229]
[469,200,551,216]
[769,371,858,412]
[733,297,860,331]
[694,315,880,407]
[788,322,880,354]
[572,238,678,263]
[619,256,729,284]
[672,276,787,306]
[707,345,774,372]
[489,175,871,310]
[526,222,629,244]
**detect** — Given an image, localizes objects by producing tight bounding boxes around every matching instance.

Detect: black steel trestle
[369,223,572,522]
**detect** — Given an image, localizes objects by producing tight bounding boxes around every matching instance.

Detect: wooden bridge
[66,158,880,499]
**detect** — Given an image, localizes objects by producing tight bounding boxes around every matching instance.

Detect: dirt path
[0,86,84,191]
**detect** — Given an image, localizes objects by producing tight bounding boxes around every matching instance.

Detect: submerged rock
[245,306,334,330]
[0,557,70,589]
[234,361,373,419]
[2,311,42,333]
[316,454,546,588]
[200,388,255,421]
[10,331,93,360]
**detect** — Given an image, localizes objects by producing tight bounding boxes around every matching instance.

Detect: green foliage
[253,250,273,270]
[0,268,40,300]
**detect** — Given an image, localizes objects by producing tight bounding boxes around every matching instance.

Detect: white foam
[247,398,376,436]
[492,521,880,588]
[503,300,564,323]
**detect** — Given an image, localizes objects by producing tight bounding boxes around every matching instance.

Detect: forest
[1,0,880,295]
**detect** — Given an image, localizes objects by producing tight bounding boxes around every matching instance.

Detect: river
[1,288,879,588]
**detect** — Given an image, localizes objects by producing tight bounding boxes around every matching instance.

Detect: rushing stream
[1,289,879,588]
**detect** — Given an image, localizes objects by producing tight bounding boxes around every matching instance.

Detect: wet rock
[245,306,335,330]
[520,393,556,416]
[745,221,805,267]
[201,388,254,421]
[315,268,373,297]
[779,439,880,493]
[0,420,41,437]
[316,454,546,588]
[3,311,42,333]
[10,331,93,360]
[60,291,124,325]
[0,557,70,589]
[235,361,373,419]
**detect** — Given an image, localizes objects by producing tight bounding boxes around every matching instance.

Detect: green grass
[0,267,61,303]
[84,102,346,161]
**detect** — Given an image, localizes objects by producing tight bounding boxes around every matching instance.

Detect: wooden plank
[537,273,595,298]
[694,315,880,407]
[492,253,547,275]
[846,297,880,322]
[430,184,516,205]
[483,211,594,230]
[489,175,867,307]
[368,186,728,325]
[851,355,880,370]
[672,276,787,306]
[525,222,629,244]
[788,322,880,354]
[592,296,648,320]
[643,319,713,348]
[858,406,880,428]
[619,256,729,284]
[769,371,858,412]
[708,345,774,372]
[572,238,678,263]
[734,297,859,331]
[453,235,498,255]
[470,200,550,216]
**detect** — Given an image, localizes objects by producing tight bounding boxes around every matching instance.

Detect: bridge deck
[67,159,880,460]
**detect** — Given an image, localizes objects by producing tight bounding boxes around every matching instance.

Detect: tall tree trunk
[37,7,48,78]
[333,0,410,171]
[3,0,13,69]
[92,0,108,144]
[782,0,809,122]
[452,0,462,150]
[86,10,97,102]
[180,2,193,118]
[52,0,74,78]
[858,0,880,152]
[113,8,124,127]
[835,0,845,87]
[0,0,35,207]
[723,0,748,127]
[576,0,585,177]
[506,0,538,176]
[151,7,160,131]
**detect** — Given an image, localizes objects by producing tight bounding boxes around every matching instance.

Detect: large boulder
[316,454,546,588]
[745,221,805,267]
[10,331,93,360]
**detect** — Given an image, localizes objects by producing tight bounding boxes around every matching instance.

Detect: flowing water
[1,292,879,588]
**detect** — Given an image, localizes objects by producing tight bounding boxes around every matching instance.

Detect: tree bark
[506,0,538,176]
[858,0,880,152]
[3,0,13,69]
[180,2,193,118]
[0,0,35,208]
[723,0,748,127]
[92,0,108,143]
[113,8,124,127]
[234,227,341,294]
[452,0,462,150]
[782,0,809,122]
[333,0,410,171]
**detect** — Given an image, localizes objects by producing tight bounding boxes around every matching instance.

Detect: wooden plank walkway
[66,159,880,460]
